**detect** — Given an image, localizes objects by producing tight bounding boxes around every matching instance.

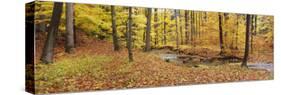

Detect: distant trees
[145,8,152,51]
[127,7,133,62]
[241,14,251,68]
[111,6,120,51]
[41,2,63,63]
[38,3,272,65]
[65,3,75,53]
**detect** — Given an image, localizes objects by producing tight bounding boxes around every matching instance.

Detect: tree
[235,14,239,50]
[250,15,255,53]
[65,3,75,53]
[218,12,225,55]
[111,6,120,51]
[179,11,183,45]
[250,15,258,53]
[163,9,167,45]
[127,7,133,62]
[154,9,159,46]
[197,12,201,38]
[241,14,251,68]
[145,8,152,51]
[184,10,189,44]
[40,2,63,63]
[73,5,77,47]
[223,13,229,50]
[195,12,198,38]
[190,11,194,46]
[175,10,179,49]
[191,11,196,54]
[254,15,258,35]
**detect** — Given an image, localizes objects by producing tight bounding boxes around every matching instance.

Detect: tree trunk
[235,14,239,49]
[40,2,63,63]
[179,11,183,45]
[255,15,258,35]
[73,5,77,48]
[154,9,158,46]
[184,10,189,44]
[250,15,255,53]
[197,12,201,41]
[241,14,251,68]
[204,12,208,22]
[163,9,167,45]
[218,12,224,55]
[196,12,199,38]
[65,3,75,54]
[223,13,228,50]
[190,11,194,46]
[175,10,179,49]
[111,6,120,51]
[191,11,195,54]
[127,7,133,62]
[230,14,235,49]
[194,12,197,49]
[39,15,46,32]
[145,8,152,51]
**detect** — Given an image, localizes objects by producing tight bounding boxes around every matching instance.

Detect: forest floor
[33,33,273,94]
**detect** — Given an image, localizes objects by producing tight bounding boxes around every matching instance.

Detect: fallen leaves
[34,38,273,94]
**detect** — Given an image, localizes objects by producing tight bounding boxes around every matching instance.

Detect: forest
[26,1,273,94]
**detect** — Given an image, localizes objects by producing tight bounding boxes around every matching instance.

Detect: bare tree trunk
[40,2,63,63]
[184,10,189,44]
[111,6,120,51]
[204,12,208,22]
[73,5,77,48]
[65,3,75,54]
[218,12,224,55]
[154,8,158,46]
[197,12,201,41]
[194,12,198,49]
[235,14,239,50]
[254,15,258,35]
[191,11,195,54]
[250,15,255,54]
[127,7,133,62]
[230,14,235,50]
[193,11,198,40]
[163,9,167,45]
[39,15,46,32]
[145,8,152,51]
[179,11,183,45]
[241,14,251,68]
[196,12,199,38]
[223,13,228,50]
[190,11,194,46]
[175,10,179,49]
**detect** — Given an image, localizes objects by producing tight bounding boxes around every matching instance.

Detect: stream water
[248,63,274,72]
[159,53,273,72]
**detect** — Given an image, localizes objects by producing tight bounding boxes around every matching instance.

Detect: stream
[159,53,273,72]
